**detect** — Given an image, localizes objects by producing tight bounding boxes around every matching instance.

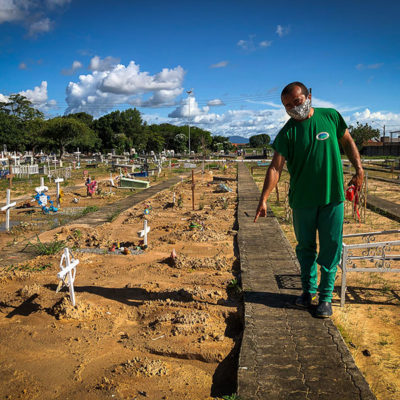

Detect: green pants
[292,202,344,302]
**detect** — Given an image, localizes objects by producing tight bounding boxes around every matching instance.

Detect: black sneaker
[315,301,332,318]
[295,292,317,308]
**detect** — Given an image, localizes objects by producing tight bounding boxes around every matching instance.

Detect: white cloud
[89,55,120,72]
[167,94,289,137]
[0,81,56,110]
[246,100,281,108]
[18,61,28,70]
[207,99,225,106]
[157,94,400,139]
[0,0,69,36]
[28,17,52,37]
[276,24,290,37]
[0,93,9,102]
[238,36,271,51]
[61,60,83,75]
[45,0,72,8]
[168,95,209,118]
[65,60,185,115]
[356,63,384,70]
[237,39,249,50]
[19,80,57,111]
[259,40,272,48]
[0,0,29,24]
[347,108,400,128]
[210,61,228,68]
[312,96,337,109]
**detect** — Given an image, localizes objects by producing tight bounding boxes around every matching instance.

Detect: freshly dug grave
[0,166,242,400]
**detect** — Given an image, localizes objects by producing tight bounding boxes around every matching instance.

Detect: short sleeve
[335,110,347,139]
[272,129,289,160]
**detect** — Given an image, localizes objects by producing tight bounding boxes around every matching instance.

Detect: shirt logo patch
[316,132,330,141]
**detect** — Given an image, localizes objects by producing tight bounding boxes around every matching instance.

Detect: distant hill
[228,135,249,144]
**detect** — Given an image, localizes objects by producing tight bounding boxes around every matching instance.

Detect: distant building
[361,134,400,156]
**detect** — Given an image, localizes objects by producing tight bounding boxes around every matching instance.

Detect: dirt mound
[61,226,112,248]
[170,254,230,271]
[119,357,168,377]
[51,297,106,321]
[18,283,42,299]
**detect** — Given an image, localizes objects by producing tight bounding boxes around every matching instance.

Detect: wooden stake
[191,169,195,210]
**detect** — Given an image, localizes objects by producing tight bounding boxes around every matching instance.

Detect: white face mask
[286,98,311,120]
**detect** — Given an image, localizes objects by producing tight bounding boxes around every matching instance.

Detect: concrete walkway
[367,194,400,223]
[236,162,376,400]
[72,174,187,226]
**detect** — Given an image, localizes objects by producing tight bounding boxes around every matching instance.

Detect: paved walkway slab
[72,174,187,226]
[367,194,400,223]
[236,162,376,400]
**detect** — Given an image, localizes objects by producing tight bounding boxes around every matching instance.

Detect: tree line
[1,95,378,157]
[0,95,233,156]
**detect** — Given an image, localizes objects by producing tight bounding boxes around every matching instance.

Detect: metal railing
[339,230,400,306]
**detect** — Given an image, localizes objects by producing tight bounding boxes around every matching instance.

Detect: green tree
[211,135,232,152]
[348,122,380,151]
[0,94,45,152]
[66,112,94,127]
[174,133,188,153]
[0,94,44,121]
[41,117,97,157]
[145,130,165,153]
[249,134,271,148]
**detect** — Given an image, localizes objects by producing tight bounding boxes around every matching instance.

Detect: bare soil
[0,166,242,400]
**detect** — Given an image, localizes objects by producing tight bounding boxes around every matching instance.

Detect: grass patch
[24,235,66,255]
[336,321,354,346]
[80,205,99,216]
[6,263,52,272]
[223,394,242,400]
[107,208,121,222]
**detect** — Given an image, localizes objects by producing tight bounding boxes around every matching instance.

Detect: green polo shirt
[272,107,347,209]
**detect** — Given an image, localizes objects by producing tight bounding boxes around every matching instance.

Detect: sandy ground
[252,165,400,400]
[0,166,242,400]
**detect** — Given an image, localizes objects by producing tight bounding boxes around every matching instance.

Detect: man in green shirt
[254,82,364,318]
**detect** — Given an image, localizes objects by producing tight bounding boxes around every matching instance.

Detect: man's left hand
[349,168,364,191]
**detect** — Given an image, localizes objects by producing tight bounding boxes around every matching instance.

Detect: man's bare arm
[254,151,286,222]
[339,129,364,190]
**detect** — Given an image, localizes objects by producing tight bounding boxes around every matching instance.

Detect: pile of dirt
[51,297,106,321]
[119,357,168,377]
[17,283,42,299]
[62,227,112,248]
[169,254,230,271]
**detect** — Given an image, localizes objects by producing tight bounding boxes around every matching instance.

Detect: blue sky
[0,0,399,139]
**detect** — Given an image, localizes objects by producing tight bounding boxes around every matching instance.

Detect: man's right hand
[254,200,267,222]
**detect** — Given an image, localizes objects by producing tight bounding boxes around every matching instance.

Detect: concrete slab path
[236,162,376,400]
[367,194,400,223]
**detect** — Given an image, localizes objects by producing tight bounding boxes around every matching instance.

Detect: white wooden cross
[55,177,64,208]
[109,173,115,193]
[56,248,79,306]
[138,219,150,248]
[1,189,16,232]
[35,177,48,194]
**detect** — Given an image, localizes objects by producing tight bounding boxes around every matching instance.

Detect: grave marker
[55,178,64,208]
[56,248,79,306]
[6,164,14,188]
[143,219,148,248]
[191,170,195,210]
[1,189,16,232]
[138,219,150,248]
